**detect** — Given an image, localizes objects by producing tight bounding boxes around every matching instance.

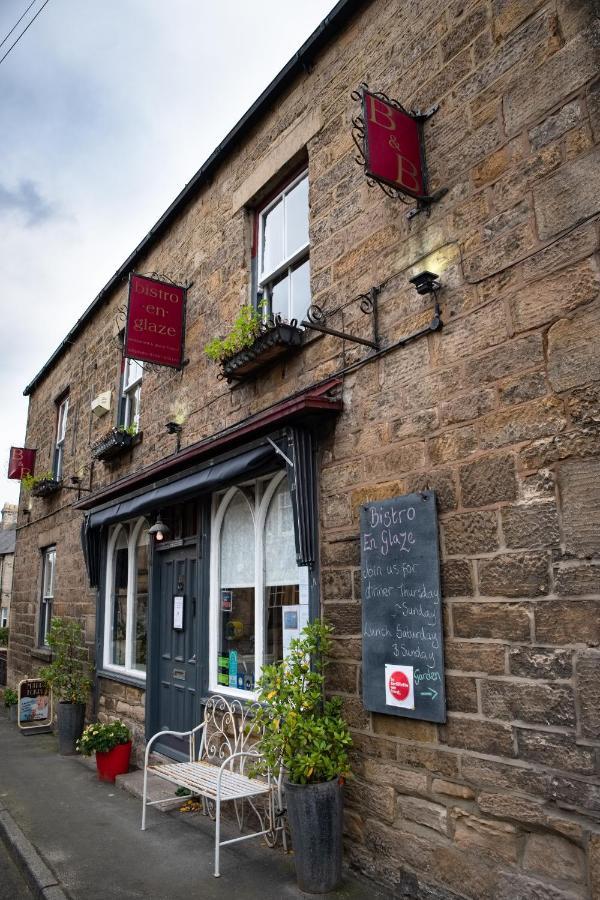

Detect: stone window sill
[30,647,52,661]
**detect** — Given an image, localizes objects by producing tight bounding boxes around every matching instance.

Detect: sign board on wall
[360,491,446,723]
[8,447,36,480]
[124,273,186,368]
[362,89,426,200]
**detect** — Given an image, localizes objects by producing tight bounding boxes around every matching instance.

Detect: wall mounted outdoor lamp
[409,270,442,332]
[148,512,170,542]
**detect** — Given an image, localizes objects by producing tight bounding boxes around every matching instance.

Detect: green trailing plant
[21,471,56,493]
[0,627,8,647]
[4,687,18,708]
[116,424,138,436]
[204,302,267,362]
[39,617,91,704]
[253,621,352,786]
[77,720,131,755]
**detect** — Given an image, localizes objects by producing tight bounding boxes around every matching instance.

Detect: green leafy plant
[204,303,266,362]
[254,621,352,785]
[77,720,131,755]
[4,687,18,708]
[116,424,138,436]
[0,627,8,647]
[21,471,56,493]
[39,617,91,704]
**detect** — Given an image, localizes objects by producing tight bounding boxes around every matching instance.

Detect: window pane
[111,532,128,667]
[264,480,300,666]
[57,398,68,442]
[219,492,255,690]
[285,176,309,257]
[124,358,143,389]
[261,198,284,276]
[133,528,149,672]
[290,258,310,324]
[270,272,290,320]
[43,549,55,598]
[125,384,141,429]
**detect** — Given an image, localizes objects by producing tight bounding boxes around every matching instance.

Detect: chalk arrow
[421,688,438,700]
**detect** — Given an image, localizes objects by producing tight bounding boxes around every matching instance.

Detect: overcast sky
[0,0,336,506]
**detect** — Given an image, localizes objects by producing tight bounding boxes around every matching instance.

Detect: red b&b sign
[8,447,36,480]
[124,274,186,368]
[362,90,425,200]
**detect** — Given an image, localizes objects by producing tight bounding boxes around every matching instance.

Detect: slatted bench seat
[141,695,285,877]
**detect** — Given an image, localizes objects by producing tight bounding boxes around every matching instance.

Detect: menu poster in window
[282,604,309,659]
[18,678,52,730]
[360,491,446,723]
[173,595,184,631]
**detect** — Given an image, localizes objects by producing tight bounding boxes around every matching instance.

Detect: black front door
[153,545,200,755]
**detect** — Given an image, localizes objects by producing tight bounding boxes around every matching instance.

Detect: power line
[0,0,39,50]
[0,0,51,69]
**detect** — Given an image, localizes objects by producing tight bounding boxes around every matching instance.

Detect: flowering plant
[77,720,131,756]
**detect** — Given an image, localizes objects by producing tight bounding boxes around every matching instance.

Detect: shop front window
[104,518,149,679]
[210,472,308,697]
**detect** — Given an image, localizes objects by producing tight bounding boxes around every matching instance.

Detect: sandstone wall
[9,0,600,895]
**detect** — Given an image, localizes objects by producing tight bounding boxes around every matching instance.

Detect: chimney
[1,503,17,530]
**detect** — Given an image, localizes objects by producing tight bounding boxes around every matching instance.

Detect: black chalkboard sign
[360,491,446,723]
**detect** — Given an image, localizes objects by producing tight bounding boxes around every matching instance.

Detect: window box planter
[91,428,136,462]
[31,478,62,498]
[220,321,303,381]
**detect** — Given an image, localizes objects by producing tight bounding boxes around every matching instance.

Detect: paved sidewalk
[0,712,390,900]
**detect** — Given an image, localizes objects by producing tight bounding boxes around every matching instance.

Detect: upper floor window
[40,546,56,646]
[121,358,143,431]
[103,518,149,679]
[53,395,69,479]
[1,607,8,628]
[257,171,310,325]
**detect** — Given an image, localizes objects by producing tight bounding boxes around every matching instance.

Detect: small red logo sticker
[388,669,410,702]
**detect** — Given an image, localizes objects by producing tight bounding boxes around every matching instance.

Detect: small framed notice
[18,678,53,732]
[173,595,184,631]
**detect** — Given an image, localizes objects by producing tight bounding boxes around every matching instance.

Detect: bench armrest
[144,722,205,766]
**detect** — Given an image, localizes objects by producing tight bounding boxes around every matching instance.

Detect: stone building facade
[8,0,600,896]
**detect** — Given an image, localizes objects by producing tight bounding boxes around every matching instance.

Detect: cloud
[0,178,56,226]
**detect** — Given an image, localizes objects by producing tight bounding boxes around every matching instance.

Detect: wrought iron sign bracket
[351,84,447,220]
[301,287,380,350]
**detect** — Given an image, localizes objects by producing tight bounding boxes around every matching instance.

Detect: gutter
[23,0,368,397]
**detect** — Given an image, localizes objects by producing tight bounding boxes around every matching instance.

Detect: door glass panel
[219,491,255,690]
[111,530,128,666]
[264,480,299,666]
[133,528,149,672]
[285,176,309,257]
[261,199,284,277]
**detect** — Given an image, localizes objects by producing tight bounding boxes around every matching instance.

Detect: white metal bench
[141,695,285,877]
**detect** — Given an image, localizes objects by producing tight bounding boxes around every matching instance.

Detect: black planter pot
[284,777,344,893]
[31,478,61,498]
[57,701,85,755]
[220,322,303,381]
[91,429,135,461]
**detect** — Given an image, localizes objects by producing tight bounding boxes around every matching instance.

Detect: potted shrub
[22,472,62,498]
[4,687,18,723]
[204,304,303,382]
[40,617,91,755]
[91,425,138,461]
[77,720,132,782]
[255,621,352,894]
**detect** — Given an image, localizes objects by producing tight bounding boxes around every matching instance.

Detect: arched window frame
[209,471,302,699]
[103,517,149,679]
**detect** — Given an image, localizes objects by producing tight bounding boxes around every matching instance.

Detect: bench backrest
[197,695,264,774]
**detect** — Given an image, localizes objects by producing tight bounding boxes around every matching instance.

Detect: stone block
[501,503,560,550]
[519,429,600,472]
[326,661,358,694]
[440,716,514,756]
[460,453,517,508]
[492,0,546,39]
[441,5,488,62]
[509,646,572,680]
[472,146,510,188]
[553,562,600,596]
[400,469,458,514]
[560,458,600,557]
[590,833,600,900]
[453,602,531,641]
[345,777,397,825]
[534,144,600,239]
[369,442,427,479]
[516,727,595,775]
[492,143,562,215]
[464,334,544,387]
[528,99,583,149]
[575,651,600,740]
[322,569,353,601]
[496,871,584,900]
[504,26,600,136]
[396,743,460,779]
[390,408,439,441]
[336,695,369,730]
[363,759,429,796]
[480,679,576,727]
[350,481,402,520]
[441,559,473,597]
[462,222,536,282]
[442,511,499,556]
[523,833,586,883]
[372,715,437,743]
[321,537,360,568]
[429,427,477,465]
[478,397,567,450]
[431,778,474,800]
[510,260,599,333]
[397,796,448,835]
[478,551,550,598]
[521,221,598,284]
[498,372,547,406]
[567,384,600,428]
[452,809,519,864]
[446,675,478,714]
[323,602,362,635]
[477,790,545,826]
[440,391,496,427]
[444,640,506,675]
[547,299,600,393]
[535,598,600,645]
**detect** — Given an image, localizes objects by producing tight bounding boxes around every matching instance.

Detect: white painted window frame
[54,396,69,479]
[0,607,7,628]
[122,358,143,431]
[40,546,56,647]
[103,518,148,680]
[209,470,297,700]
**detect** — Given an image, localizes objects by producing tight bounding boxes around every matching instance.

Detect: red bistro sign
[124,274,186,368]
[8,447,36,480]
[362,89,426,200]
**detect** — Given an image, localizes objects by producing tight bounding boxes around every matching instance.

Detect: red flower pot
[95,741,132,782]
